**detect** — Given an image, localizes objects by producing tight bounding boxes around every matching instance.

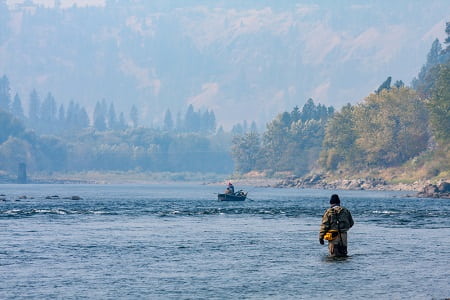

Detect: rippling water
[1,184,449,299]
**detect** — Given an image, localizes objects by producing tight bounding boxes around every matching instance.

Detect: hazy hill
[1,0,449,129]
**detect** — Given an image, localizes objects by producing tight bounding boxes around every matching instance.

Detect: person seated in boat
[225,182,235,194]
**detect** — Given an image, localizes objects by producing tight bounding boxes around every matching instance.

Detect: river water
[0,183,449,299]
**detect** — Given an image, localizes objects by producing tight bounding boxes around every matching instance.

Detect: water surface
[1,184,449,299]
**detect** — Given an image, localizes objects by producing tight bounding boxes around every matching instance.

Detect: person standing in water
[319,194,354,257]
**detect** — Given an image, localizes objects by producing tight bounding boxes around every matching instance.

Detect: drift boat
[218,190,247,201]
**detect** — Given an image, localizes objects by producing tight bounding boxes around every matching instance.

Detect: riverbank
[271,173,450,198]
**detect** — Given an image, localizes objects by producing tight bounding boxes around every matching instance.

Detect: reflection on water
[0,184,449,299]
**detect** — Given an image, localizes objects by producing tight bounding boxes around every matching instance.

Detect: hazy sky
[7,0,105,8]
[2,0,450,129]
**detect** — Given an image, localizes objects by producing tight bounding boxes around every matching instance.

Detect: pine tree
[118,112,127,130]
[428,39,443,66]
[28,89,40,123]
[129,105,138,128]
[375,76,392,94]
[40,92,57,123]
[163,109,173,131]
[184,104,197,132]
[94,101,107,131]
[108,102,117,130]
[428,63,450,144]
[11,93,25,121]
[208,110,216,133]
[231,123,244,135]
[58,104,65,123]
[301,98,315,121]
[290,106,301,123]
[78,107,90,129]
[394,80,405,88]
[445,21,450,48]
[66,100,76,130]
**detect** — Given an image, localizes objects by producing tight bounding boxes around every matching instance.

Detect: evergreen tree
[428,63,450,144]
[58,104,65,124]
[290,106,301,122]
[0,75,11,112]
[208,110,216,133]
[78,107,90,129]
[393,80,405,89]
[184,104,198,132]
[28,89,41,123]
[66,100,76,130]
[130,105,138,128]
[428,39,443,66]
[375,76,392,94]
[231,123,244,135]
[118,112,127,130]
[445,21,450,48]
[163,109,173,131]
[413,37,448,97]
[301,98,315,121]
[11,93,25,121]
[94,101,107,131]
[40,92,57,123]
[107,102,117,130]
[216,125,224,136]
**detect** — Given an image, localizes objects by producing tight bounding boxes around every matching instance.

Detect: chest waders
[333,208,347,257]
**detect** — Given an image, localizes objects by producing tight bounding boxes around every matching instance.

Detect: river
[1,183,449,299]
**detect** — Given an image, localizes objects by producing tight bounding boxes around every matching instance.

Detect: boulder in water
[417,182,450,198]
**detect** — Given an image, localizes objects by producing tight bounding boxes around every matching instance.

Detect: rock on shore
[417,182,450,199]
[272,174,450,198]
[273,174,421,191]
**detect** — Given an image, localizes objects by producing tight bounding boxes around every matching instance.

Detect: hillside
[1,0,449,129]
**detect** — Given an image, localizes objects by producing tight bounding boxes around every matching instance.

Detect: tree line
[0,81,218,135]
[0,78,231,176]
[0,108,233,175]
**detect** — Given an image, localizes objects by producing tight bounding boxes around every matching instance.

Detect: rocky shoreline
[271,174,450,199]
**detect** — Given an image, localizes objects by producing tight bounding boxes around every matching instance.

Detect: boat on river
[218,190,247,201]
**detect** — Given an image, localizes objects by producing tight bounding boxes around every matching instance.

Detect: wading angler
[319,194,354,257]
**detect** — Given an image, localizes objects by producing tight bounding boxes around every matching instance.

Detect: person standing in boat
[225,182,235,194]
[319,194,354,257]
